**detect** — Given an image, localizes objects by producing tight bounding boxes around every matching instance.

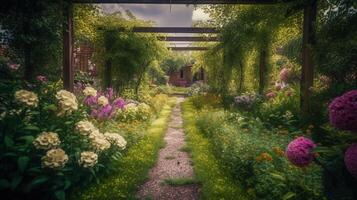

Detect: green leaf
[64,180,71,190]
[270,172,285,181]
[0,179,10,190]
[18,135,35,143]
[44,104,57,111]
[11,175,23,190]
[18,156,30,172]
[26,176,49,192]
[24,125,40,131]
[55,190,65,200]
[4,136,14,147]
[282,192,296,200]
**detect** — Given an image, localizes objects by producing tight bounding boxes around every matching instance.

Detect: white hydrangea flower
[83,87,97,97]
[14,90,39,107]
[33,132,61,150]
[104,132,127,150]
[76,120,97,136]
[88,130,111,152]
[56,90,78,116]
[41,148,68,169]
[97,96,108,106]
[78,151,98,168]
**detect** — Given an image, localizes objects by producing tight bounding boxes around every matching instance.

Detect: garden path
[136,97,200,200]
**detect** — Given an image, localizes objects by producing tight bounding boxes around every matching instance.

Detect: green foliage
[160,53,190,75]
[0,0,64,80]
[72,100,176,200]
[93,13,167,95]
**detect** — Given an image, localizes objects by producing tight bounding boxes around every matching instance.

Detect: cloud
[192,8,210,21]
[100,4,194,27]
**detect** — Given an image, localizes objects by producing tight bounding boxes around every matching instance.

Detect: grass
[71,98,177,200]
[169,86,188,95]
[162,177,199,186]
[181,100,249,200]
[179,145,191,153]
[164,155,175,160]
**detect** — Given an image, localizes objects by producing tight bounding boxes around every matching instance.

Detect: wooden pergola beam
[168,47,209,51]
[158,36,218,42]
[74,0,280,4]
[127,27,219,33]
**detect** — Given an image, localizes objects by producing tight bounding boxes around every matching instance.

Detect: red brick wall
[73,44,95,73]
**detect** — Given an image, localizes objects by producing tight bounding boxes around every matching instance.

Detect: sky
[99,4,211,47]
[100,4,210,27]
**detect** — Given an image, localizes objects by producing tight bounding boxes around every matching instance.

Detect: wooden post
[301,0,317,117]
[63,2,74,92]
[259,49,266,94]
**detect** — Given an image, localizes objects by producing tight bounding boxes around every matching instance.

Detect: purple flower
[286,137,317,167]
[328,90,357,132]
[96,104,114,119]
[345,143,357,178]
[84,95,98,106]
[113,98,125,110]
[105,88,114,101]
[234,95,256,108]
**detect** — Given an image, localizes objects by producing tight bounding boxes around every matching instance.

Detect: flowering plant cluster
[0,85,129,199]
[328,90,357,178]
[234,94,259,109]
[285,137,317,167]
[187,81,210,96]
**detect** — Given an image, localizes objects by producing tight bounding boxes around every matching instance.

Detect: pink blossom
[266,91,277,99]
[8,63,20,70]
[279,68,290,83]
[36,75,48,83]
[113,98,125,110]
[286,137,317,167]
[345,143,357,178]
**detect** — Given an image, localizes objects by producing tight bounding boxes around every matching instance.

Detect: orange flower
[273,147,285,157]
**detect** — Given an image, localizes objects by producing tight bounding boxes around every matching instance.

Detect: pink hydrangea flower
[279,68,290,82]
[266,91,277,99]
[286,137,317,167]
[345,143,357,178]
[328,90,357,132]
[84,95,98,106]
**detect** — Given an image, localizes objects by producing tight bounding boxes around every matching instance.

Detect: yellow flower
[14,90,39,107]
[33,132,61,150]
[97,96,108,106]
[83,87,97,97]
[41,148,68,169]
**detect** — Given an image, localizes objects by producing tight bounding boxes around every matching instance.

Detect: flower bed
[192,99,324,200]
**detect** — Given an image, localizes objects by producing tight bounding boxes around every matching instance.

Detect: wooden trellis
[64,0,317,116]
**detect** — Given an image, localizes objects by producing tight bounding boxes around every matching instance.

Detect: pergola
[64,0,317,116]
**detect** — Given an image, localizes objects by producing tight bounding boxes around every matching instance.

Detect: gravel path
[136,97,200,200]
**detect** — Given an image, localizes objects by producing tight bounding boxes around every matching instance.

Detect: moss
[162,177,199,186]
[182,100,248,200]
[71,98,176,200]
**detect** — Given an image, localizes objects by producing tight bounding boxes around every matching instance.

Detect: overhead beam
[74,0,280,4]
[130,27,219,33]
[158,36,218,42]
[168,47,209,51]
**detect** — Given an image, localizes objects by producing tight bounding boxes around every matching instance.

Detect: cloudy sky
[99,4,210,27]
[99,4,210,47]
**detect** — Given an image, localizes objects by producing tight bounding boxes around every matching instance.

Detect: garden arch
[65,0,317,116]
